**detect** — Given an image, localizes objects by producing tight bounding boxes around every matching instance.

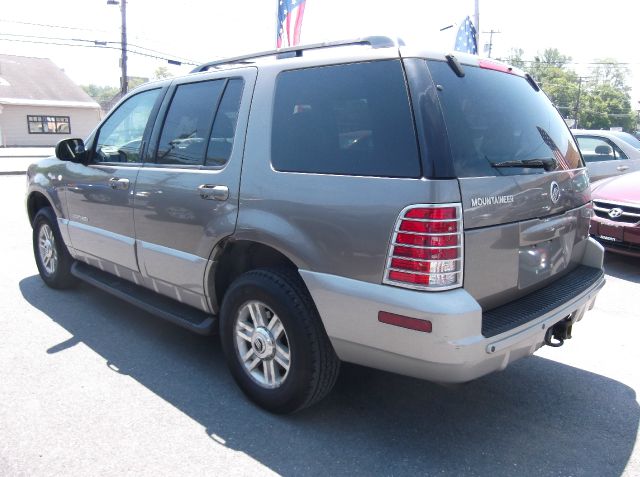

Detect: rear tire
[32,207,76,289]
[220,268,340,414]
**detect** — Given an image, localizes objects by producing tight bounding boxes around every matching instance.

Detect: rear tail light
[478,59,516,75]
[383,204,463,291]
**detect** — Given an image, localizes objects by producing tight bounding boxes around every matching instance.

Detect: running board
[71,262,217,335]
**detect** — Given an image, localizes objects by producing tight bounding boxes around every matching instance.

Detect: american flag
[277,0,306,48]
[537,126,571,170]
[454,16,478,54]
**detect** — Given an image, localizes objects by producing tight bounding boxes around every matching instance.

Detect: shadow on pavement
[603,252,640,283]
[20,275,639,477]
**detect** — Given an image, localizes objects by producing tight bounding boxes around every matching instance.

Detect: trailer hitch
[544,318,573,348]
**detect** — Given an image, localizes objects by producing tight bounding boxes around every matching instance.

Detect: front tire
[220,269,340,414]
[32,207,76,289]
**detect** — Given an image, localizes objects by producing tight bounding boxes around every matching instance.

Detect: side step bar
[71,262,217,335]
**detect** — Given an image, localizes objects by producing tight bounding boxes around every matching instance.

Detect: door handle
[108,177,130,190]
[198,184,229,201]
[616,165,629,172]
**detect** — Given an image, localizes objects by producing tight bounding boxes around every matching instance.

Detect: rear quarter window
[271,60,421,178]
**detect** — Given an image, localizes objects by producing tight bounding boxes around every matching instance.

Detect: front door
[133,69,256,311]
[65,87,163,272]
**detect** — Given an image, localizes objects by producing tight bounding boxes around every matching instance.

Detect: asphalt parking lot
[1,173,638,476]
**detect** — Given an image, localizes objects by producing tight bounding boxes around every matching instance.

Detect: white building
[0,54,102,147]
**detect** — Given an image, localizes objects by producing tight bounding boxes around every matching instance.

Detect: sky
[1,0,638,107]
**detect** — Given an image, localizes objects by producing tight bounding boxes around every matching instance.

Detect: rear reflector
[378,311,432,333]
[383,203,463,291]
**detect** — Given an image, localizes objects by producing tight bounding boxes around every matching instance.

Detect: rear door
[132,68,256,311]
[412,59,591,309]
[575,134,640,181]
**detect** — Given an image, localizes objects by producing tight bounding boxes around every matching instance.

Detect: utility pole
[108,0,128,96]
[482,29,501,58]
[574,76,591,129]
[121,0,127,95]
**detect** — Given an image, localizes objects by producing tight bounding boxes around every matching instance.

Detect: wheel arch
[27,191,54,226]
[206,239,303,314]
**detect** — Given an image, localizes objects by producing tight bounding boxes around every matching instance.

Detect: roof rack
[191,36,403,73]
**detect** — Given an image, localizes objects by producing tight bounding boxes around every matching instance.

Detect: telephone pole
[108,0,128,96]
[574,76,592,129]
[482,29,501,58]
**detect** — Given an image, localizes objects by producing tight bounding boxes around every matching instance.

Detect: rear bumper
[300,237,606,384]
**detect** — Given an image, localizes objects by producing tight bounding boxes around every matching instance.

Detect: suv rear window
[271,60,420,178]
[426,60,583,177]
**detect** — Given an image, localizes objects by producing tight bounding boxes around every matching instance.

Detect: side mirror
[55,138,86,162]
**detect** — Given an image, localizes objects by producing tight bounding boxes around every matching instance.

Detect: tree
[590,58,631,92]
[505,48,525,69]
[128,77,149,90]
[579,83,635,131]
[578,59,634,130]
[534,48,572,68]
[154,66,173,80]
[519,49,579,120]
[503,49,634,131]
[529,49,572,87]
[81,84,119,103]
[540,70,579,120]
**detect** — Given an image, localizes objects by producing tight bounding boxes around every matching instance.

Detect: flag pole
[474,0,480,54]
[276,0,280,47]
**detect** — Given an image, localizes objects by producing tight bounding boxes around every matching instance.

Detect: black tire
[32,207,77,289]
[220,268,340,414]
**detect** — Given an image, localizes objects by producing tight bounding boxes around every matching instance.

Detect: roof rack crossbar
[191,36,401,73]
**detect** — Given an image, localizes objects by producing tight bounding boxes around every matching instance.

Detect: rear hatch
[407,58,591,310]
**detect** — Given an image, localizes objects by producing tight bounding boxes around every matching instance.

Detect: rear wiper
[490,157,558,171]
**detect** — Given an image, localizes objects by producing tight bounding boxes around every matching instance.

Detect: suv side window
[94,89,160,164]
[576,136,626,162]
[205,79,244,167]
[271,60,421,178]
[156,80,225,166]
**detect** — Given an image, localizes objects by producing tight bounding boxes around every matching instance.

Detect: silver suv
[26,37,606,413]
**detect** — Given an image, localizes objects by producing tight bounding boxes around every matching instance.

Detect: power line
[117,42,198,64]
[0,18,110,33]
[0,31,108,45]
[0,36,198,66]
[0,32,199,64]
[499,59,639,66]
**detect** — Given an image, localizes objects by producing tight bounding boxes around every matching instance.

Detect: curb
[0,171,27,176]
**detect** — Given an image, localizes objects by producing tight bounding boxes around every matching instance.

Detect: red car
[590,170,640,257]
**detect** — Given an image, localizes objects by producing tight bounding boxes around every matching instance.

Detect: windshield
[426,61,583,177]
[610,131,640,150]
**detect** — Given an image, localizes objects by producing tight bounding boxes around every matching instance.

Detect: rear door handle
[108,177,130,190]
[616,165,629,171]
[198,184,229,201]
